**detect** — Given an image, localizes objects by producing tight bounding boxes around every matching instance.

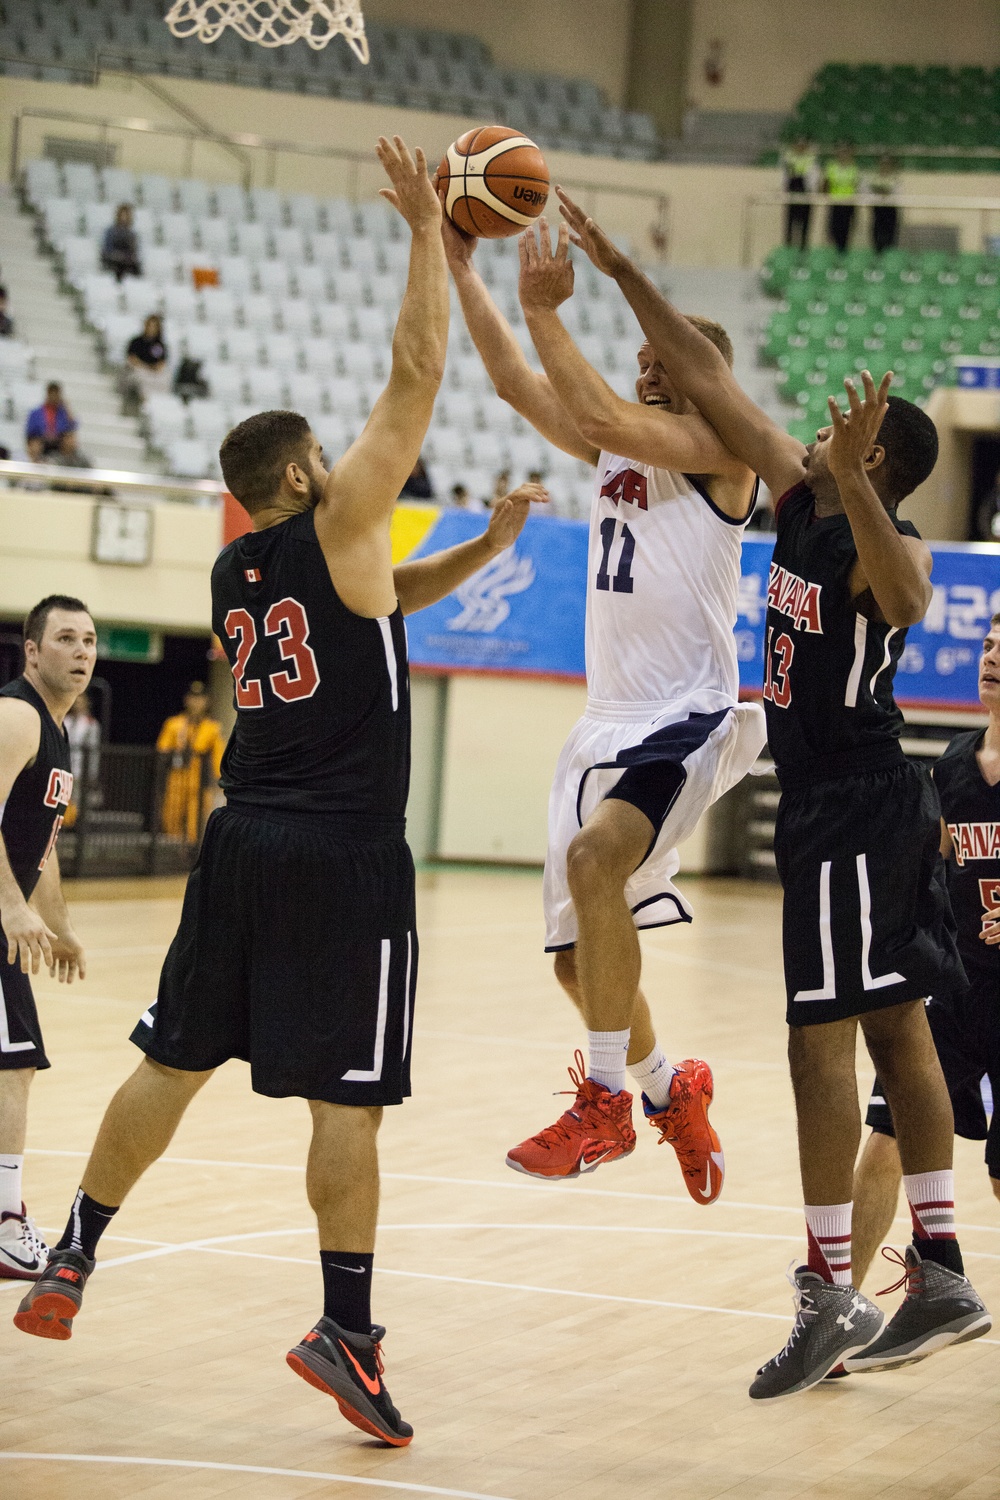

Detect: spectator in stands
[781,136,818,250]
[824,142,859,253]
[867,154,901,254]
[101,203,142,282]
[126,314,169,397]
[489,468,512,508]
[450,483,470,508]
[974,463,1000,541]
[25,382,77,461]
[0,286,13,338]
[157,681,226,845]
[400,455,434,499]
[64,691,102,822]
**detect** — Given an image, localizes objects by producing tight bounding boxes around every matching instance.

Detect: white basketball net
[164,0,369,61]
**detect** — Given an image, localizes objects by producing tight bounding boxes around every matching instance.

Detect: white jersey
[586,451,753,712]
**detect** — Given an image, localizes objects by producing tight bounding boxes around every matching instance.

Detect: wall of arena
[686,0,1000,114]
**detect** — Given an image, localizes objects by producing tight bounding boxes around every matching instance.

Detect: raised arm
[827,373,933,627]
[518,221,754,497]
[393,482,546,614]
[556,188,808,500]
[315,137,448,613]
[442,215,598,465]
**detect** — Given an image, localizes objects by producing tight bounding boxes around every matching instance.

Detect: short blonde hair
[684,314,735,369]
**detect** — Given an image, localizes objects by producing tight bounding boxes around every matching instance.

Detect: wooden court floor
[1,870,999,1500]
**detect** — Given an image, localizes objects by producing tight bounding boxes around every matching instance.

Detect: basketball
[436,125,549,239]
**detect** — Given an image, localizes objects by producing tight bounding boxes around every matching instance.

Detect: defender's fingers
[6,936,14,966]
[555,186,584,223]
[860,368,879,405]
[393,137,417,173]
[413,145,427,175]
[828,394,846,429]
[843,377,862,416]
[556,218,571,260]
[378,189,399,207]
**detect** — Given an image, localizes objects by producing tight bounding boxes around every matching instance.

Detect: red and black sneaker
[287,1317,413,1447]
[13,1247,94,1340]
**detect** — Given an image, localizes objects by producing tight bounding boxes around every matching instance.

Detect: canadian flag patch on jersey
[245,568,261,583]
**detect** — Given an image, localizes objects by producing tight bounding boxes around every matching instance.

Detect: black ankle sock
[320,1250,374,1334]
[914,1235,965,1276]
[55,1188,119,1260]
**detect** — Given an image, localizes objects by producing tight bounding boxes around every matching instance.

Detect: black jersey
[0,677,74,900]
[934,730,1000,979]
[764,481,919,780]
[212,507,410,823]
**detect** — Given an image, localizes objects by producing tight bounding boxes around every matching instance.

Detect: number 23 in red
[763,626,794,708]
[224,597,320,709]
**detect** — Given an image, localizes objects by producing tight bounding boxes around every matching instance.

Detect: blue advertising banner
[405,509,589,678]
[737,538,1000,709]
[407,511,999,709]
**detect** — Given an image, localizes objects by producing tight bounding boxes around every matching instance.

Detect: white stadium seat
[179,326,225,363]
[278,298,315,337]
[337,343,385,382]
[199,288,240,328]
[313,304,351,341]
[0,342,33,379]
[273,228,306,263]
[309,233,344,268]
[263,333,300,370]
[234,223,271,261]
[239,294,278,331]
[186,399,230,439]
[300,338,338,375]
[256,261,295,299]
[63,162,99,202]
[158,213,197,252]
[202,363,246,404]
[167,438,212,476]
[244,367,287,406]
[213,183,250,222]
[143,246,182,284]
[198,218,234,257]
[218,256,254,295]
[160,284,202,322]
[249,187,285,224]
[43,199,82,242]
[25,159,61,207]
[176,178,213,216]
[223,329,262,365]
[138,173,176,211]
[287,194,322,233]
[293,265,332,300]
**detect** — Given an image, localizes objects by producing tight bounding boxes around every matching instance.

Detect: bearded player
[14,138,545,1449]
[444,211,766,1204]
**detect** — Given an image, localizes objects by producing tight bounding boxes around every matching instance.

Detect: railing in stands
[0,458,224,501]
[741,191,1000,267]
[10,105,671,256]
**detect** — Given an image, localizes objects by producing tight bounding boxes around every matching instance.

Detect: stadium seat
[301,338,339,376]
[223,328,263,365]
[244,367,286,406]
[166,437,212,476]
[197,218,234,257]
[239,293,278,331]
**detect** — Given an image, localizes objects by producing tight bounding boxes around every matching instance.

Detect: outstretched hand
[486,482,548,550]
[555,187,626,279]
[826,370,892,480]
[376,136,441,232]
[438,189,477,271]
[518,219,574,314]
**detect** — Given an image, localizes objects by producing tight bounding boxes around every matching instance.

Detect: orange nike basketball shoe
[643,1058,724,1204]
[506,1049,637,1179]
[287,1318,413,1447]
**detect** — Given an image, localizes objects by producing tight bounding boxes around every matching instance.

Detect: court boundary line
[25,1149,1000,1233]
[0,1452,515,1499]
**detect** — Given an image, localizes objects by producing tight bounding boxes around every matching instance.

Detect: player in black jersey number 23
[555,194,990,1399]
[0,596,95,1282]
[14,137,547,1447]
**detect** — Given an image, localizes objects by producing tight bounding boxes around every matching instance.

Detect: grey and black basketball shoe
[287,1316,413,1446]
[749,1266,884,1401]
[13,1247,94,1340]
[844,1245,991,1373]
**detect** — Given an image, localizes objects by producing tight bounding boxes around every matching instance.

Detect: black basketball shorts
[776,758,964,1027]
[130,805,417,1106]
[866,970,1000,1177]
[0,937,50,1071]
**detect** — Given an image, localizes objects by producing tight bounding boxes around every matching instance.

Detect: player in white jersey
[444,215,766,1198]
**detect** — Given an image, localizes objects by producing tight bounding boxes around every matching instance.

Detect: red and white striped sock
[902,1169,964,1274]
[903,1169,956,1241]
[804,1202,853,1286]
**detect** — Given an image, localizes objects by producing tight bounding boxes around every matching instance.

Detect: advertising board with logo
[398,508,998,709]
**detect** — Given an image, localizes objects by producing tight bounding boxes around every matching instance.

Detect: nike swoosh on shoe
[340,1341,382,1396]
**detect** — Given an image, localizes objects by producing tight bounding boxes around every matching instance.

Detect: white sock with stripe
[627,1045,676,1109]
[587,1029,630,1095]
[903,1169,956,1242]
[804,1202,853,1286]
[0,1154,24,1218]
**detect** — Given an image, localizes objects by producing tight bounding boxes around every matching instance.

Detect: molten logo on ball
[437,125,550,240]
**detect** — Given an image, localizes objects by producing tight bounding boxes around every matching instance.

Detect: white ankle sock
[587,1029,630,1095]
[0,1154,24,1217]
[627,1046,676,1108]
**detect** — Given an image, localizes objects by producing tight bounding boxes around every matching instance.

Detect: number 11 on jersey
[596,519,635,594]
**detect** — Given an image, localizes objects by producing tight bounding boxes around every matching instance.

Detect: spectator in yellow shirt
[157,681,225,844]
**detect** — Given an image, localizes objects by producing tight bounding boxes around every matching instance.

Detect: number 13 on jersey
[224,597,320,709]
[763,625,794,708]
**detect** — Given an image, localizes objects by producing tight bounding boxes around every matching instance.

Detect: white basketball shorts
[543,697,767,950]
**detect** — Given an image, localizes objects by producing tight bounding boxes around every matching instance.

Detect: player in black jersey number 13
[553,194,990,1399]
[14,137,547,1447]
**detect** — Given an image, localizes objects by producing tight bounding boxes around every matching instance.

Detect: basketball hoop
[164,0,369,62]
